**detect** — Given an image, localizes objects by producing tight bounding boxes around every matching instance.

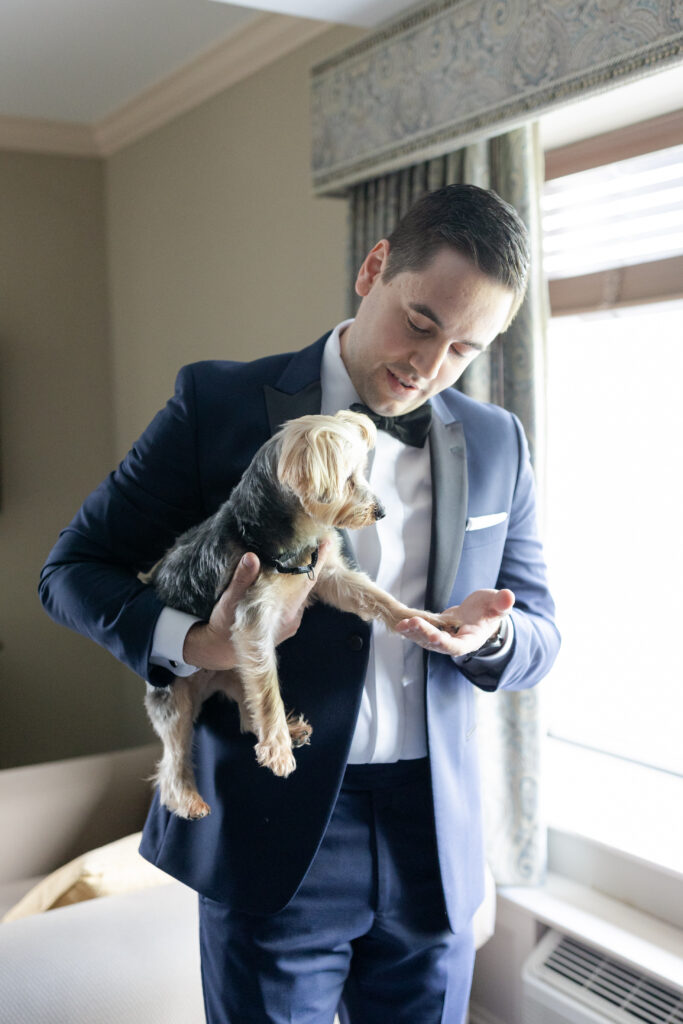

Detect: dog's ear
[277,419,349,504]
[334,409,376,449]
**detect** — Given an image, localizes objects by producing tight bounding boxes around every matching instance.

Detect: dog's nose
[373,501,386,521]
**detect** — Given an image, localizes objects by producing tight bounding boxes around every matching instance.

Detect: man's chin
[377,398,423,417]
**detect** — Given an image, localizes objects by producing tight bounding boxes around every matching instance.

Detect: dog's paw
[161,787,211,820]
[183,794,212,820]
[255,740,297,778]
[414,611,460,635]
[286,713,312,748]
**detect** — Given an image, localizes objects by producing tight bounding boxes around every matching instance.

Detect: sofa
[0,744,206,1023]
[0,744,495,1023]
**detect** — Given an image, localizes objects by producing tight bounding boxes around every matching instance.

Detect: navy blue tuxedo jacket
[40,333,559,933]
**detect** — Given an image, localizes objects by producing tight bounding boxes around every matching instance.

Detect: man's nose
[409,339,449,380]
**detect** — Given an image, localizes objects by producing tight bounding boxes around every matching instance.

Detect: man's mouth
[388,369,418,392]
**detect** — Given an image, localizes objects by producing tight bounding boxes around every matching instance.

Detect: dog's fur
[144,410,448,819]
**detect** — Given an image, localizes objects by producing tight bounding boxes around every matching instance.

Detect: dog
[144,410,452,819]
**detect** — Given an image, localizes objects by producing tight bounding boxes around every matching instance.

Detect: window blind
[542,143,683,280]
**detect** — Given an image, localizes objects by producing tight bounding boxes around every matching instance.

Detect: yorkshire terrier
[144,410,450,819]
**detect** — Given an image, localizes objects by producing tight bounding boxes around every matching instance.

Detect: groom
[40,183,559,1023]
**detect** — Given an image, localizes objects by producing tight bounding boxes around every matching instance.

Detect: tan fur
[146,411,452,819]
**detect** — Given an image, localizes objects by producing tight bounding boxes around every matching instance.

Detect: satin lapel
[263,380,322,434]
[426,415,468,613]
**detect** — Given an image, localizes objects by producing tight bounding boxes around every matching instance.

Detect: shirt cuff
[150,606,202,677]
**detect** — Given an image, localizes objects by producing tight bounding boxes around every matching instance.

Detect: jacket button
[347,634,364,651]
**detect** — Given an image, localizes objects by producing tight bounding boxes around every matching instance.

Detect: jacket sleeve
[459,413,561,693]
[39,366,207,686]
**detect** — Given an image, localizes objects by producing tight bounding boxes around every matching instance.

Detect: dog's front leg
[316,557,451,634]
[232,590,300,778]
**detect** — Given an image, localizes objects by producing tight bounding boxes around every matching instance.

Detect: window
[544,143,683,278]
[541,135,683,879]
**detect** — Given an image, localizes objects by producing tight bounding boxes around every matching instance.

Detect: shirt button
[347,634,364,651]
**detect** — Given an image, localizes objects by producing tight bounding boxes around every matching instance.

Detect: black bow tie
[350,402,432,448]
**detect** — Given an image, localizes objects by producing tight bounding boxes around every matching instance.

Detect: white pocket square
[465,512,508,532]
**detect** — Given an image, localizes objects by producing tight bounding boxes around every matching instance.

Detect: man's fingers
[396,617,453,646]
[396,618,465,656]
[493,588,515,615]
[230,538,332,605]
[219,539,331,646]
[294,536,332,598]
[314,537,332,572]
[221,553,260,606]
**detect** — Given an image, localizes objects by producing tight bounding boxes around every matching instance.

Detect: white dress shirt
[320,322,432,761]
[150,320,512,760]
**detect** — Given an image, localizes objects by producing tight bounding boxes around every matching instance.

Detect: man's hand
[395,588,515,658]
[182,539,332,671]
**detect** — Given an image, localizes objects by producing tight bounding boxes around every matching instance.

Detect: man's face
[340,241,516,416]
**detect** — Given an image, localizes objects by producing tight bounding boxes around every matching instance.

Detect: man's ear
[354,239,390,298]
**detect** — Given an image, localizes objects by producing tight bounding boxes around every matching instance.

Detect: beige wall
[106,26,361,455]
[0,25,361,768]
[0,151,138,768]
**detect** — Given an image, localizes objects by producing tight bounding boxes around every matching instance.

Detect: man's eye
[452,343,479,360]
[407,317,430,335]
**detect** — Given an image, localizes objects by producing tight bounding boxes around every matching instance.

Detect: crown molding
[95,13,329,156]
[0,115,100,158]
[0,13,330,160]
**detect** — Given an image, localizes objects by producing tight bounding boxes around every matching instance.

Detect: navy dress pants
[198,758,476,1024]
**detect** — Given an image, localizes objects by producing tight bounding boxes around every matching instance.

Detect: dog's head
[276,410,385,529]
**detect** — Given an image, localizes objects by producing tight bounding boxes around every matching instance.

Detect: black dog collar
[270,546,319,581]
[230,519,319,581]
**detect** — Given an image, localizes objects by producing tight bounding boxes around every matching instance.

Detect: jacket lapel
[262,333,329,433]
[263,379,322,434]
[426,402,468,613]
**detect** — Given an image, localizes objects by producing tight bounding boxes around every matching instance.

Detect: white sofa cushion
[0,882,205,1024]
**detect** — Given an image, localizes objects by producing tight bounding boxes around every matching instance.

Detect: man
[40,184,559,1023]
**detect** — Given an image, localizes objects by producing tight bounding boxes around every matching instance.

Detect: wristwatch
[471,618,508,657]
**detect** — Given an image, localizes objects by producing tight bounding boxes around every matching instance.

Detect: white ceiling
[209,0,416,27]
[2,0,681,150]
[1,0,258,123]
[0,0,416,126]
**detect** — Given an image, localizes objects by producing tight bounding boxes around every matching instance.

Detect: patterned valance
[311,0,683,195]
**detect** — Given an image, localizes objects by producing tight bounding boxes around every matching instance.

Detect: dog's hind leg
[145,676,211,819]
[286,710,312,748]
[219,673,311,752]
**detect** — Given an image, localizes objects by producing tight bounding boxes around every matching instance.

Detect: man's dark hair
[383,184,530,325]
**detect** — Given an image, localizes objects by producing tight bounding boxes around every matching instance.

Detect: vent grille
[539,933,683,1024]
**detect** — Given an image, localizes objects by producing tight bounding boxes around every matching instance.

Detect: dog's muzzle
[373,501,386,521]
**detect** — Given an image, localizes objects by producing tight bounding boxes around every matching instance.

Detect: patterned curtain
[347,123,549,886]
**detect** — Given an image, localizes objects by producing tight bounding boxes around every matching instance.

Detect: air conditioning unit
[522,929,683,1024]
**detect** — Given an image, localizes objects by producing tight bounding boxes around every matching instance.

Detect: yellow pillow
[2,832,172,923]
